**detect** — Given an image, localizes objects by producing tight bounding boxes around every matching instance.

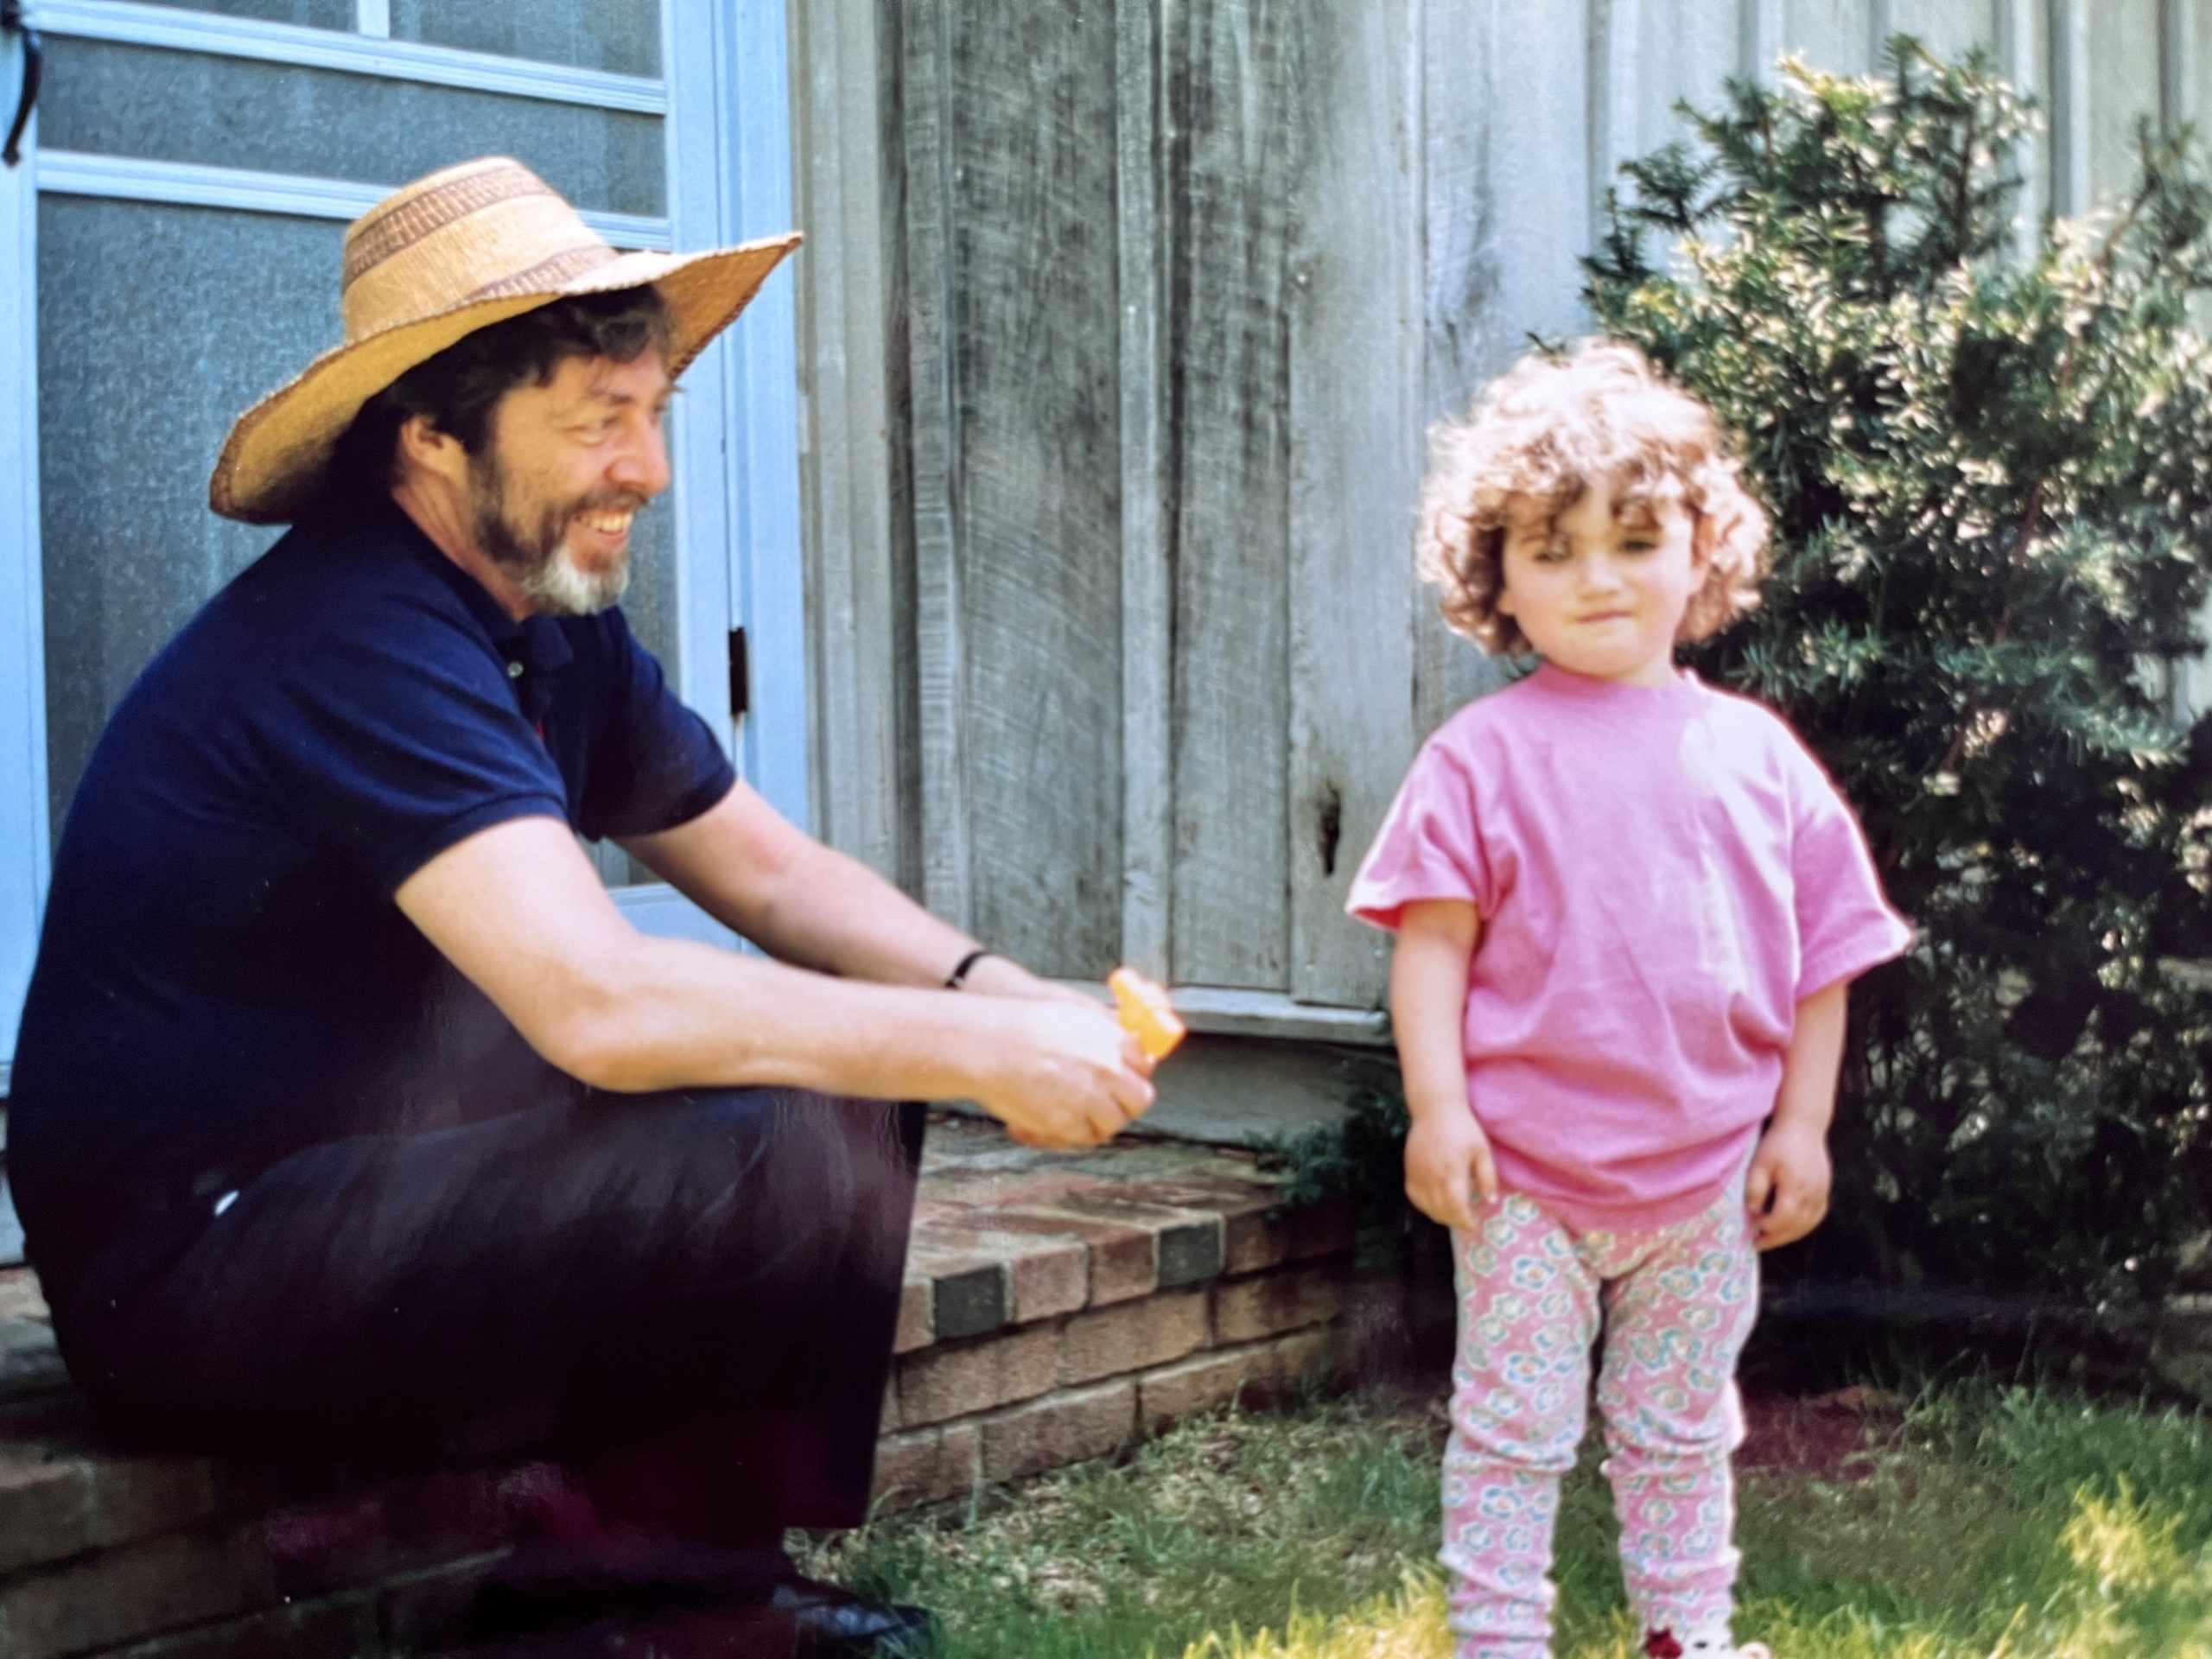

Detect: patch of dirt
[1735,1385,1909,1482]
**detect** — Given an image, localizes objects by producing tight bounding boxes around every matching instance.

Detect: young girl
[1348,342,1910,1659]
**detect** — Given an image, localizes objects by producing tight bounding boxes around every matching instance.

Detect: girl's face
[1495,477,1707,685]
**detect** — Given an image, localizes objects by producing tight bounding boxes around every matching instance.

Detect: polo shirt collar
[373,493,576,683]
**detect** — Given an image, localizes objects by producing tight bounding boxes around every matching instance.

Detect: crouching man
[7,157,1154,1655]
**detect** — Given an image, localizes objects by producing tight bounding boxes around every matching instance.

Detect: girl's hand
[1745,1118,1831,1249]
[1404,1107,1498,1234]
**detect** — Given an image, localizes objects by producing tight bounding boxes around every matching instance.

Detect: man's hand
[972,1000,1156,1151]
[957,959,1154,1147]
[1745,1118,1831,1249]
[1403,1106,1497,1234]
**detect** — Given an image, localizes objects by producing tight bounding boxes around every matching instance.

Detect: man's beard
[467,448,638,616]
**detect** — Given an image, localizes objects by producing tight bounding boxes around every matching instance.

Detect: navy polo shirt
[7,493,735,1286]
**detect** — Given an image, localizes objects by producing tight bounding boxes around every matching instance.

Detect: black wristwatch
[944,948,996,989]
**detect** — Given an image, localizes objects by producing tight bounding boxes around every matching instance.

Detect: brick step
[0,1117,1357,1657]
[879,1116,1355,1510]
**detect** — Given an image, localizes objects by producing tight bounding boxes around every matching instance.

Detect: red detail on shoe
[1643,1634,1686,1659]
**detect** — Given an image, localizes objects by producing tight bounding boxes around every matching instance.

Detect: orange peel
[1109,967,1185,1061]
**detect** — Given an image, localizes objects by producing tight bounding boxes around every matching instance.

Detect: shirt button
[507,660,524,678]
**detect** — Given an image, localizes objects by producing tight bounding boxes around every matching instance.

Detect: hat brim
[209,232,802,524]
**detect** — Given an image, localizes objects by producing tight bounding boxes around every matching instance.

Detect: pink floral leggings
[1441,1184,1760,1659]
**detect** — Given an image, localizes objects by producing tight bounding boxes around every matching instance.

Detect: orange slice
[1109,967,1186,1060]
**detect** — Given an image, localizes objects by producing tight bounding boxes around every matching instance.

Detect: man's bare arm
[619,783,1077,1002]
[395,815,1152,1146]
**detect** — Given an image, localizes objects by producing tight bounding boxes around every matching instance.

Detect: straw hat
[210,156,801,524]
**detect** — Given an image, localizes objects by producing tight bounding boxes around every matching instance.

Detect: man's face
[467,347,674,616]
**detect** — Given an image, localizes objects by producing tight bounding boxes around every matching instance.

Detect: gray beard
[467,452,632,617]
[517,540,630,616]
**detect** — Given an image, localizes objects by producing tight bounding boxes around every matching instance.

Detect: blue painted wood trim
[655,0,806,831]
[722,0,809,831]
[618,0,803,948]
[662,0,736,750]
[353,0,391,41]
[35,150,674,248]
[35,0,667,113]
[0,48,48,1077]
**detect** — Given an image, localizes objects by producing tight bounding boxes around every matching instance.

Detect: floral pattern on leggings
[1440,1183,1760,1659]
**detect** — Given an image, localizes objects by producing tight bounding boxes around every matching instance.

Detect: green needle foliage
[1584,40,2212,1312]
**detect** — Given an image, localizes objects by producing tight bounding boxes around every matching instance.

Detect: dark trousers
[45,1089,925,1533]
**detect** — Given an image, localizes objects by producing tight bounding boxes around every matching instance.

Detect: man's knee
[639,1092,918,1284]
[621,1089,868,1243]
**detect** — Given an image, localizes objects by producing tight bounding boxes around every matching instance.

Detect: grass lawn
[800,1382,2212,1658]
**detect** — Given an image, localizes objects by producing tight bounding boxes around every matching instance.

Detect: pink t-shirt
[1347,663,1912,1234]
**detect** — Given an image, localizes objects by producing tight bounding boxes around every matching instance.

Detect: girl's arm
[1745,979,1847,1249]
[1392,899,1497,1233]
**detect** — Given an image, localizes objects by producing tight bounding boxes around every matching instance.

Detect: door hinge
[728,626,749,721]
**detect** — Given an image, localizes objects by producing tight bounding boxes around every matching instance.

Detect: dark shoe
[469,1537,789,1637]
[470,1553,931,1659]
[442,1607,803,1657]
[764,1575,938,1657]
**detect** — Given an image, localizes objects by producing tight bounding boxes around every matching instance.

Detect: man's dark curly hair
[322,286,673,502]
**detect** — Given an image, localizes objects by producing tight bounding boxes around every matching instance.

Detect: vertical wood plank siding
[1166,0,1296,990]
[944,3,1125,976]
[2196,0,2212,135]
[800,0,2206,1021]
[900,0,973,931]
[2087,3,2166,195]
[792,0,913,887]
[1285,1,1419,1004]
[1415,0,1510,747]
[1118,0,1176,982]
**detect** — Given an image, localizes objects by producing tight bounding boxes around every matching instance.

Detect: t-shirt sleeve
[1782,730,1914,999]
[576,614,737,842]
[1345,731,1494,931]
[262,597,572,899]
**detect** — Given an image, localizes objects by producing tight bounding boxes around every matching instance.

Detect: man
[6,157,1154,1652]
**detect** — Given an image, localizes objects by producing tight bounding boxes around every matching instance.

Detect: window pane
[38,201,343,834]
[36,198,683,855]
[388,0,661,79]
[128,0,355,26]
[42,38,665,217]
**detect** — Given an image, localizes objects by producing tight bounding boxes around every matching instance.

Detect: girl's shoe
[1643,1628,1771,1658]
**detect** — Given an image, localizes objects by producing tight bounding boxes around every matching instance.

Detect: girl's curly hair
[1416,340,1769,656]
